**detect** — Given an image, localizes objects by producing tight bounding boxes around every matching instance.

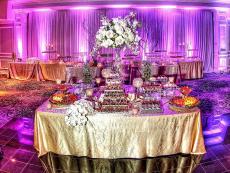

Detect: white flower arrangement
[92,12,141,55]
[65,99,94,127]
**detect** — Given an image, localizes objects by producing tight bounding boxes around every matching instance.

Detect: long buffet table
[9,62,97,82]
[9,60,203,82]
[34,100,206,158]
[9,62,66,81]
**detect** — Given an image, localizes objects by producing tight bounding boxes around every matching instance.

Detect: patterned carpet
[0,72,229,129]
[180,72,230,129]
[180,73,230,117]
[0,79,58,128]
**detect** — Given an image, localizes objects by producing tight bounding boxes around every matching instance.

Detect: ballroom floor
[0,73,230,173]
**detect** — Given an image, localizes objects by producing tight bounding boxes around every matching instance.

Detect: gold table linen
[34,101,206,158]
[178,60,203,80]
[38,63,66,81]
[9,62,37,80]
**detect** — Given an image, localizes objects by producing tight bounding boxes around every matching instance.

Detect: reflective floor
[1,118,230,172]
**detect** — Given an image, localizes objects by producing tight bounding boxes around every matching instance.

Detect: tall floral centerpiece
[92,12,141,74]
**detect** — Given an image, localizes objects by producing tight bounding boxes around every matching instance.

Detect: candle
[97,63,103,68]
[56,79,62,84]
[95,78,101,84]
[86,88,94,97]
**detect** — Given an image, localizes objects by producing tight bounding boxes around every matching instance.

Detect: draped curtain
[26,9,214,72]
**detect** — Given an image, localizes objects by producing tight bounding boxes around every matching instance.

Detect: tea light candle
[95,78,101,84]
[47,103,51,109]
[101,68,111,79]
[133,78,143,88]
[86,88,94,97]
[56,79,62,84]
[97,63,103,68]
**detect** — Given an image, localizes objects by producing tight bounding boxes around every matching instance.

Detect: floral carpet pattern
[180,73,230,117]
[0,79,58,128]
[180,73,230,129]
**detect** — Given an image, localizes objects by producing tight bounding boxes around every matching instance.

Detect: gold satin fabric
[34,101,206,158]
[40,152,203,173]
[38,63,66,81]
[178,61,203,80]
[9,62,37,80]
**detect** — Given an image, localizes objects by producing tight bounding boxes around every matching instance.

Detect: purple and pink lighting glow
[71,6,96,10]
[34,8,52,12]
[18,4,230,12]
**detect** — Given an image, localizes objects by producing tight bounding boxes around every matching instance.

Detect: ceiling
[10,0,230,9]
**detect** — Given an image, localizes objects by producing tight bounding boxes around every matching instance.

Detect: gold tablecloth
[9,62,37,80]
[34,101,206,158]
[38,63,66,81]
[178,61,203,80]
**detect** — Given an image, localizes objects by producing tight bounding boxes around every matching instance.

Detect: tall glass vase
[113,48,122,77]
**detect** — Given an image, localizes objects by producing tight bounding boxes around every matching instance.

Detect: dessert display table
[34,100,206,158]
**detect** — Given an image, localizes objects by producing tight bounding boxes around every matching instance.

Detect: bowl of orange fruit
[169,96,200,111]
[49,92,78,106]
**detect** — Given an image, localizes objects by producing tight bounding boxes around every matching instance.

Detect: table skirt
[34,102,206,158]
[38,63,66,81]
[178,61,203,80]
[9,63,37,80]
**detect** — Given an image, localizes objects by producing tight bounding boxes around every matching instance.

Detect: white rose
[101,18,109,26]
[128,32,134,42]
[96,33,103,41]
[101,30,107,37]
[119,20,127,28]
[112,18,119,24]
[101,39,114,48]
[101,41,109,48]
[132,20,139,28]
[126,27,132,32]
[114,24,124,35]
[115,36,125,46]
[106,30,114,39]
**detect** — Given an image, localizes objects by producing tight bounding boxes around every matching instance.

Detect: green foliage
[83,64,92,84]
[141,61,152,81]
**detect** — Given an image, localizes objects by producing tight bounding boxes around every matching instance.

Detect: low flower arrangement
[65,99,94,127]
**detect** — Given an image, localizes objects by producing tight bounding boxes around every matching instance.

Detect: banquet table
[38,63,66,81]
[154,60,203,80]
[34,101,206,158]
[9,62,37,80]
[178,60,203,80]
